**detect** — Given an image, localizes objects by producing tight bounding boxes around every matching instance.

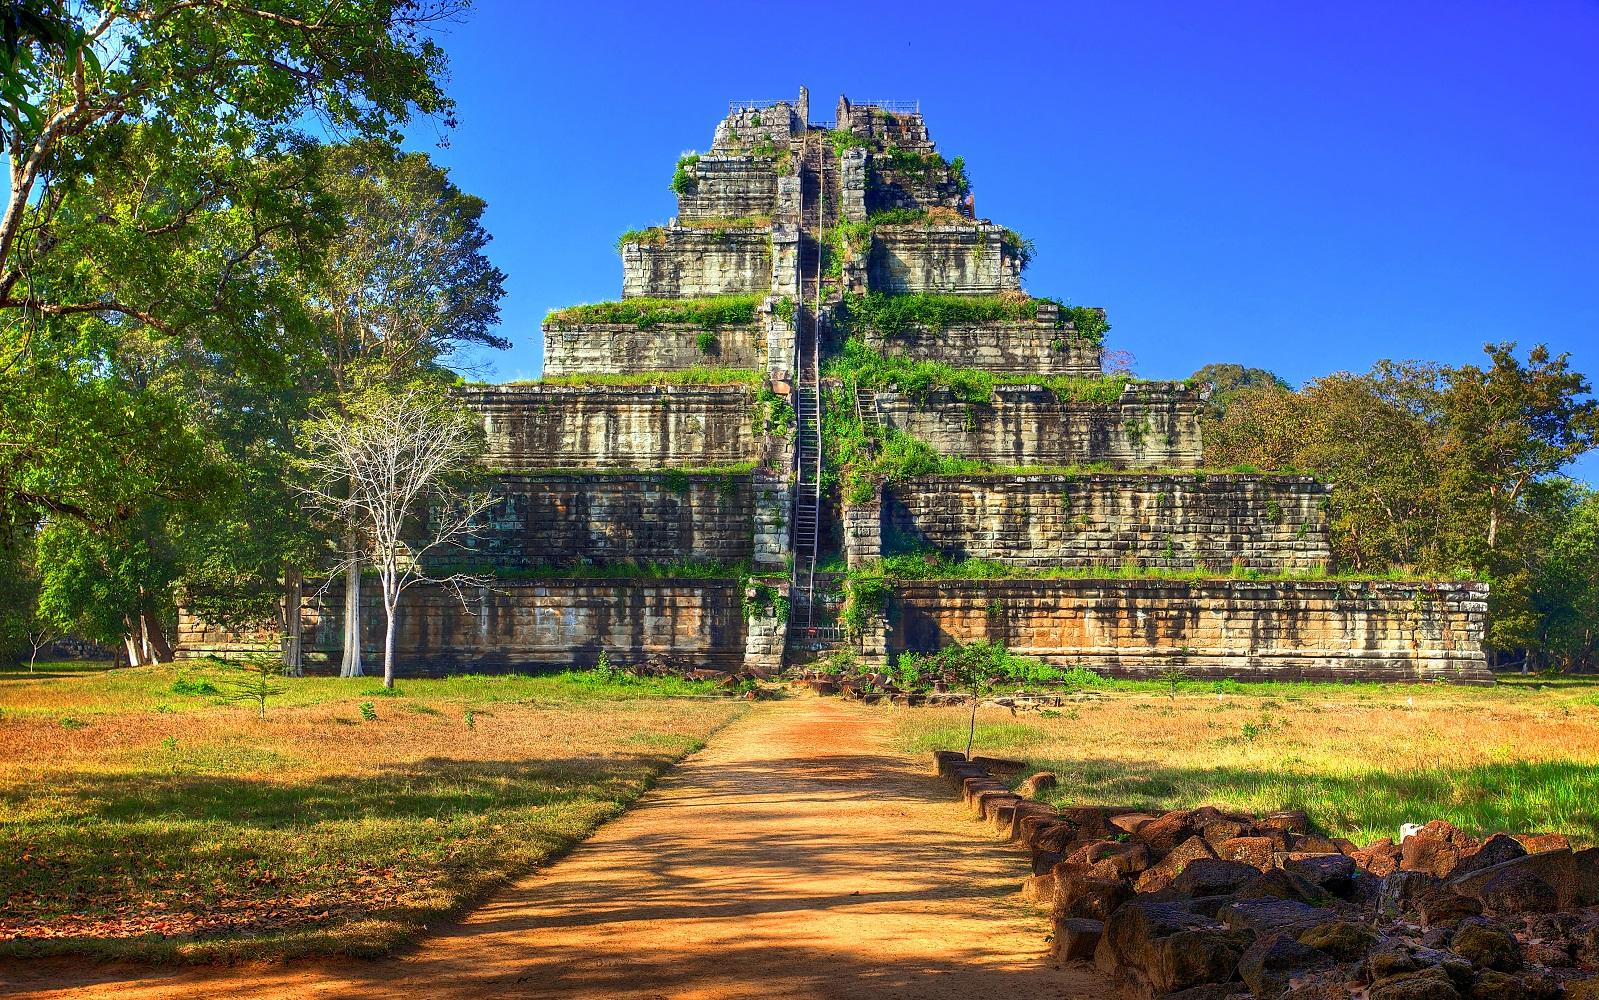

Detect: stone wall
[864,318,1101,375]
[835,98,934,151]
[868,224,1022,294]
[621,228,771,299]
[883,474,1331,572]
[865,153,967,215]
[463,384,761,470]
[750,470,793,573]
[888,579,1491,682]
[676,156,780,221]
[178,579,748,672]
[712,102,802,151]
[876,382,1204,469]
[450,473,754,569]
[542,321,764,376]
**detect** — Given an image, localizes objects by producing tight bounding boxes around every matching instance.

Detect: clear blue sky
[408,0,1599,484]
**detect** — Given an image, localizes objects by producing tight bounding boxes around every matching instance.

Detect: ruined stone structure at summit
[178,90,1490,682]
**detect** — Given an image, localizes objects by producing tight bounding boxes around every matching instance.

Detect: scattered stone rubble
[790,666,1080,708]
[932,751,1599,1000]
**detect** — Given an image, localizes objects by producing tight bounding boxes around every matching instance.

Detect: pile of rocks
[932,751,1599,1000]
[789,668,1070,708]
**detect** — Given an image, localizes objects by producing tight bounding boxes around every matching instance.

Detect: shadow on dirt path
[1,698,1111,999]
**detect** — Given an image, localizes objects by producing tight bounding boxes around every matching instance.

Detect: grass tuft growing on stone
[544,294,761,330]
[836,291,1108,343]
[526,367,762,388]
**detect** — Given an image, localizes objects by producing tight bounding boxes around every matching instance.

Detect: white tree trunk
[382,596,398,690]
[341,559,363,678]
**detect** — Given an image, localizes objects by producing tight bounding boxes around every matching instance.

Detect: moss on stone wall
[836,291,1108,343]
[545,295,762,330]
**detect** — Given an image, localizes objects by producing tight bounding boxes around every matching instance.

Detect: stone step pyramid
[179,89,1490,683]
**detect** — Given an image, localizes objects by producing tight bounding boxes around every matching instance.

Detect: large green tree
[1206,343,1599,671]
[1,1,469,662]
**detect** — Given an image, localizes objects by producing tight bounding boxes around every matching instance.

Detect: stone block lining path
[1,700,1108,999]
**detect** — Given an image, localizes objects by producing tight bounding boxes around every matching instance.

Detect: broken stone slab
[1380,870,1441,920]
[1112,812,1161,835]
[1296,919,1378,962]
[1009,802,1059,841]
[1069,839,1153,875]
[1218,897,1337,934]
[1259,811,1313,835]
[970,755,1027,777]
[1450,921,1523,972]
[1282,853,1358,891]
[1511,833,1571,856]
[1352,838,1404,877]
[1019,771,1058,798]
[1367,965,1462,1000]
[1477,870,1560,916]
[1452,834,1528,878]
[1239,931,1335,1000]
[1020,871,1056,906]
[1171,858,1262,898]
[1097,898,1250,997]
[1048,805,1141,839]
[931,749,966,775]
[1224,836,1281,873]
[1401,821,1481,879]
[1414,881,1484,927]
[1051,916,1104,964]
[1137,810,1200,853]
[1235,868,1334,908]
[1055,870,1133,922]
[1447,848,1587,911]
[1136,835,1219,893]
[1096,899,1212,976]
[972,788,1021,820]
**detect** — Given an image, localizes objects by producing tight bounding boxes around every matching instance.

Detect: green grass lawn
[0,660,746,962]
[895,674,1599,847]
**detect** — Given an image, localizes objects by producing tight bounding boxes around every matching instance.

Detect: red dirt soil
[1,698,1111,998]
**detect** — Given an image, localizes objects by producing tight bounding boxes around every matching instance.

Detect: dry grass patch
[0,662,745,962]
[895,676,1599,846]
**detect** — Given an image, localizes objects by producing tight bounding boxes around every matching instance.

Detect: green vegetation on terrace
[614,225,666,250]
[822,212,1038,278]
[425,558,751,581]
[866,462,1309,479]
[818,342,1131,506]
[484,462,757,478]
[517,367,761,388]
[893,673,1599,846]
[544,294,761,330]
[615,219,769,252]
[869,148,971,194]
[825,339,1130,405]
[670,153,699,194]
[679,214,772,231]
[863,550,1448,583]
[836,291,1109,344]
[0,663,743,960]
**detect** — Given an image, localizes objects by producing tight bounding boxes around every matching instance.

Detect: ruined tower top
[711,90,932,154]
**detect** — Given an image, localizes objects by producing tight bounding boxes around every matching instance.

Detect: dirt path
[2,698,1109,999]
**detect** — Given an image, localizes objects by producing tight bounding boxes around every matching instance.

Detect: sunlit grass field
[895,675,1599,847]
[0,660,745,962]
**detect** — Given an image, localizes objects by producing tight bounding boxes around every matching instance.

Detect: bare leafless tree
[298,386,494,688]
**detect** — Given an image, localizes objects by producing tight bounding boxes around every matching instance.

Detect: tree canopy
[1203,343,1599,670]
